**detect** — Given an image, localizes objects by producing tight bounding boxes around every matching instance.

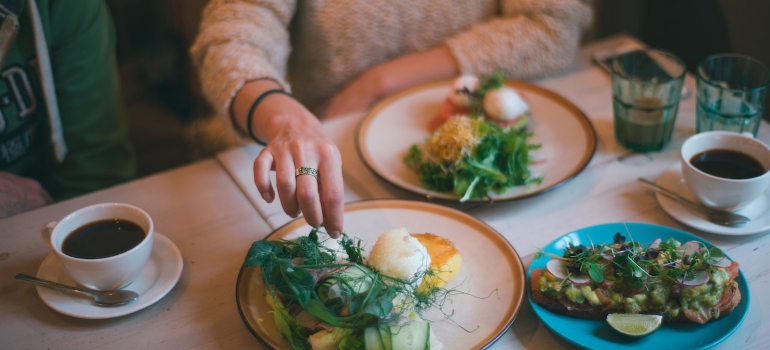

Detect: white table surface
[0,160,276,349]
[216,34,770,349]
[1,34,768,350]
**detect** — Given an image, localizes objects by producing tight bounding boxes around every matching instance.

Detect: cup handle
[40,221,57,249]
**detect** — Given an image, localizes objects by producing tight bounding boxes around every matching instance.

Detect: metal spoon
[15,273,139,306]
[637,178,750,226]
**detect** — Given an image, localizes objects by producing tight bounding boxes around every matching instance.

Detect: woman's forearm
[368,45,460,101]
[318,45,461,119]
[231,79,320,144]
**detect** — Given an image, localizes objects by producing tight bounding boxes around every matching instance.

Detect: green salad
[404,74,543,202]
[244,229,452,350]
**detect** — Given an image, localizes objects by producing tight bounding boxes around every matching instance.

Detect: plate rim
[236,199,526,349]
[526,221,751,349]
[355,79,598,203]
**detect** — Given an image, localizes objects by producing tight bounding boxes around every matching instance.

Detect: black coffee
[690,149,766,180]
[62,219,146,259]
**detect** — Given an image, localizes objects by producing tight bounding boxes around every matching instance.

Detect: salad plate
[356,79,596,202]
[36,233,183,319]
[236,199,526,349]
[527,222,750,350]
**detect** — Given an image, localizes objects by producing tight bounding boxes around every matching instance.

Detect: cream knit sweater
[191,0,592,123]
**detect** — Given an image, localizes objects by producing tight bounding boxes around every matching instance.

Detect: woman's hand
[252,102,345,238]
[233,80,345,238]
[0,172,53,219]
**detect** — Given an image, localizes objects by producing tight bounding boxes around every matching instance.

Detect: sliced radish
[601,279,615,289]
[679,270,710,287]
[648,238,662,249]
[546,259,569,280]
[600,249,615,261]
[679,240,702,257]
[569,274,592,285]
[711,256,733,268]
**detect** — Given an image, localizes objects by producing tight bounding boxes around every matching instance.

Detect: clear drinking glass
[696,53,770,137]
[611,49,686,152]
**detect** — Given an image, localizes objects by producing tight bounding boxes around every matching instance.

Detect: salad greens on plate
[243,229,457,350]
[404,74,543,202]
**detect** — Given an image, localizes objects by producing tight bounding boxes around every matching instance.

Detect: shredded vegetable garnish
[424,116,481,165]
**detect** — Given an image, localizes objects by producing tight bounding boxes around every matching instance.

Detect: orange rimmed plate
[356,79,596,202]
[236,199,525,349]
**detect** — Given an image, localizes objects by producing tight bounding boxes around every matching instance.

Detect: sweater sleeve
[445,0,593,79]
[190,0,295,124]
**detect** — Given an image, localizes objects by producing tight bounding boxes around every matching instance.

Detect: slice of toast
[530,268,742,324]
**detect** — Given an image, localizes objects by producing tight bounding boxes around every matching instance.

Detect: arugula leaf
[406,114,543,201]
[244,240,281,268]
[303,299,341,326]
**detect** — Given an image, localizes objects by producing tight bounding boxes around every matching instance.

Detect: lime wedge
[606,313,663,337]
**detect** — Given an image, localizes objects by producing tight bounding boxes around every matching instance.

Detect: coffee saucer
[35,232,183,319]
[655,164,770,235]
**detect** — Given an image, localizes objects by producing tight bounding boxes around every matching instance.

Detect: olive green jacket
[0,0,135,200]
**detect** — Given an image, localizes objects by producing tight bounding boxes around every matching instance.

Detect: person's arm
[316,45,460,119]
[232,79,345,237]
[446,0,593,78]
[0,172,52,219]
[193,0,344,237]
[40,0,135,200]
[316,0,592,119]
[190,0,295,137]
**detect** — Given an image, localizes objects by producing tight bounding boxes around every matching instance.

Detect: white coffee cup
[681,131,770,210]
[41,203,154,291]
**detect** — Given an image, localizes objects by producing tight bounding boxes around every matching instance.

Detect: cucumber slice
[364,326,392,350]
[317,265,373,302]
[390,320,430,349]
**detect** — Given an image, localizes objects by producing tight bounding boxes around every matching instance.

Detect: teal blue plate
[527,222,750,350]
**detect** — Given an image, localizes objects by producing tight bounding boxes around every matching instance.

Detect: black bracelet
[246,89,292,145]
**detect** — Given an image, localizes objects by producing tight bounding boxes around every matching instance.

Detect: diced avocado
[650,285,668,307]
[565,285,585,303]
[632,293,648,305]
[623,297,642,313]
[711,269,729,285]
[586,290,601,306]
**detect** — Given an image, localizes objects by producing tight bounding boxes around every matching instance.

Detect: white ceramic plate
[656,164,770,235]
[236,199,526,349]
[36,233,183,319]
[356,79,596,202]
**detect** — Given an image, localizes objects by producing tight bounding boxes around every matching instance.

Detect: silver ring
[295,166,318,178]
